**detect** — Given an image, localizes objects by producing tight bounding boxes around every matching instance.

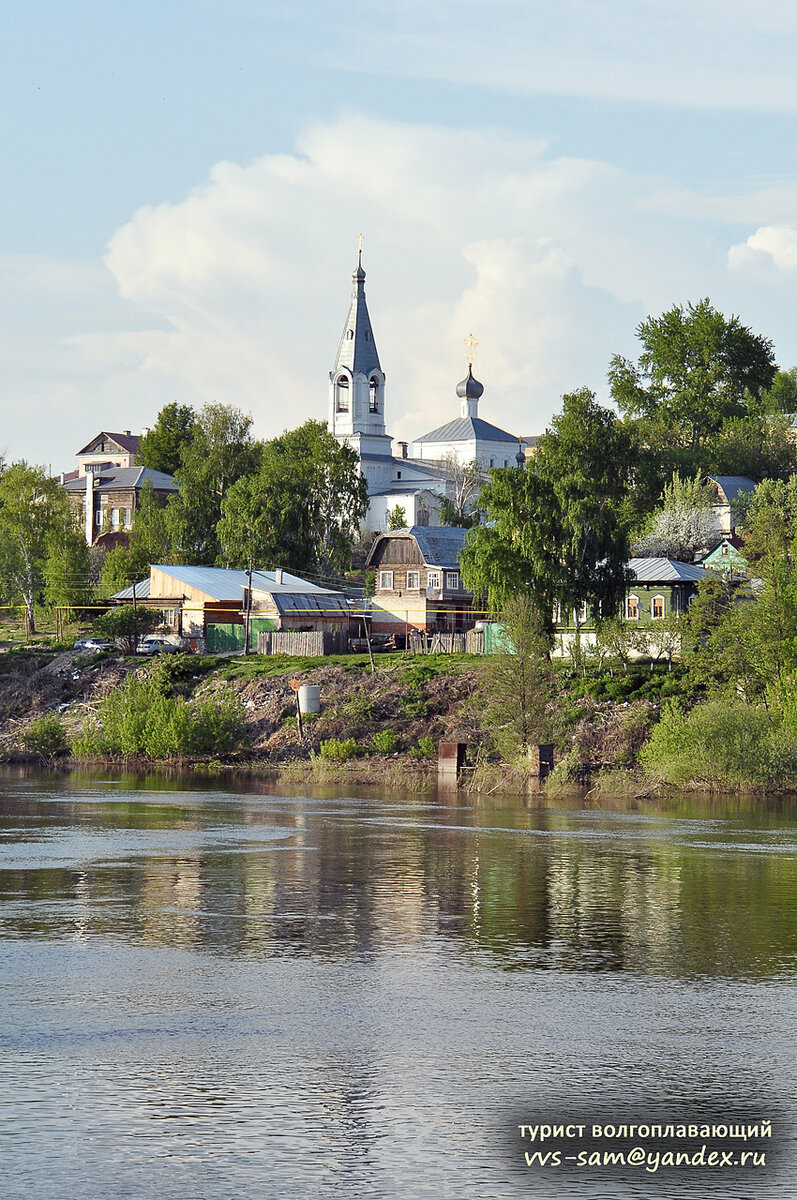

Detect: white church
[328,252,524,531]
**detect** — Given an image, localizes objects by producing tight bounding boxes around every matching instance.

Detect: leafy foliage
[480,593,553,758]
[21,715,69,759]
[462,389,632,624]
[0,462,86,632]
[371,729,399,754]
[137,403,197,476]
[93,605,162,653]
[166,403,261,564]
[609,299,777,477]
[386,505,406,531]
[217,420,368,574]
[73,674,245,759]
[319,737,358,762]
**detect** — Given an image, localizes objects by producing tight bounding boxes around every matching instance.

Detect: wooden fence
[257,629,348,656]
[408,631,468,654]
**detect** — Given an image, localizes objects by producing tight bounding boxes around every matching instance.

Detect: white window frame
[378,570,394,591]
[445,571,459,590]
[427,570,441,591]
[405,571,420,589]
[626,594,640,620]
[651,594,666,619]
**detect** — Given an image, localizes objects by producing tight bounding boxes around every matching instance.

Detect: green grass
[220,652,483,681]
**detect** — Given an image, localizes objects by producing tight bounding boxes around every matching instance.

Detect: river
[0,769,794,1199]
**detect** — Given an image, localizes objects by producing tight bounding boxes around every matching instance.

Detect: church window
[346,329,354,339]
[397,471,401,479]
[489,458,494,468]
[336,375,349,412]
[369,377,379,412]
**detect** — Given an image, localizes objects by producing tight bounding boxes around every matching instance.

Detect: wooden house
[365,526,478,636]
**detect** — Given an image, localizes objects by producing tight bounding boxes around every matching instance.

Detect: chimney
[398,441,408,459]
[123,430,131,436]
[275,568,284,584]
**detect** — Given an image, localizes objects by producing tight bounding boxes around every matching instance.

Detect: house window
[378,570,394,590]
[427,570,441,590]
[95,510,102,526]
[652,594,666,619]
[626,594,640,620]
[575,601,588,625]
[336,375,349,412]
[552,600,561,625]
[111,507,120,528]
[122,508,132,528]
[721,542,729,556]
[445,571,459,590]
[406,571,420,589]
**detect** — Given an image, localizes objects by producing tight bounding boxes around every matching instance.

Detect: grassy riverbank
[0,642,692,793]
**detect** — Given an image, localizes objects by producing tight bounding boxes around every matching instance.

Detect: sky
[5,0,797,470]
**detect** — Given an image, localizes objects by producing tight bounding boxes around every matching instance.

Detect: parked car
[73,637,114,652]
[136,637,181,655]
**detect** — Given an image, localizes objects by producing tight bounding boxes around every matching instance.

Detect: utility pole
[244,552,253,655]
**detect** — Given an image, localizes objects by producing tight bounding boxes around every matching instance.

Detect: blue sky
[5,0,797,467]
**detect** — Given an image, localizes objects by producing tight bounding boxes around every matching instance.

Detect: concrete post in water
[438,742,466,789]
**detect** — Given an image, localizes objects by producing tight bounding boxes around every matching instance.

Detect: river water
[0,769,794,1200]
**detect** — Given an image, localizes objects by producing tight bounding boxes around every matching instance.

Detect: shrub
[319,737,358,762]
[409,735,437,760]
[73,675,246,759]
[641,699,785,790]
[371,729,398,754]
[22,715,69,759]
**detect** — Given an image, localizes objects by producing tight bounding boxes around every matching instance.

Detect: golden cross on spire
[464,332,478,367]
[357,232,364,255]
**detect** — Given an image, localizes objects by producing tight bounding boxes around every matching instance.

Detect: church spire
[332,248,382,377]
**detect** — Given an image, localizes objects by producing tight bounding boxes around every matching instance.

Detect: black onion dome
[456,364,484,400]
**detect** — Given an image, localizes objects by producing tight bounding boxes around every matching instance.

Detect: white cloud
[9,112,797,469]
[729,225,797,274]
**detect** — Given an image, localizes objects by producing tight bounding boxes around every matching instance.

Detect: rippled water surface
[0,769,795,1199]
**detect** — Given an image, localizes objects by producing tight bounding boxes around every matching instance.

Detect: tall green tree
[0,462,81,632]
[217,420,368,574]
[609,299,777,475]
[461,389,632,626]
[137,403,197,476]
[166,403,261,563]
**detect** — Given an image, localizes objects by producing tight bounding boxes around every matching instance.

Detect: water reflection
[0,771,796,980]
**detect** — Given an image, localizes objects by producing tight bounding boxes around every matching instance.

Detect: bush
[641,699,788,790]
[371,729,398,754]
[22,715,69,759]
[319,737,358,762]
[409,735,437,760]
[73,675,246,759]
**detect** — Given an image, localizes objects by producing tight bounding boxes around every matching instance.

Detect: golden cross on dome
[357,233,364,254]
[464,332,478,366]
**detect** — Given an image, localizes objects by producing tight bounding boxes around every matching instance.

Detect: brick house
[59,432,178,544]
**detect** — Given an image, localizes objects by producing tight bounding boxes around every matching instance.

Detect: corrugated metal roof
[63,466,178,492]
[271,592,350,615]
[706,475,757,502]
[413,416,518,446]
[112,578,151,600]
[114,566,336,602]
[627,557,708,583]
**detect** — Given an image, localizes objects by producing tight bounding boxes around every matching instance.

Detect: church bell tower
[329,249,392,465]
